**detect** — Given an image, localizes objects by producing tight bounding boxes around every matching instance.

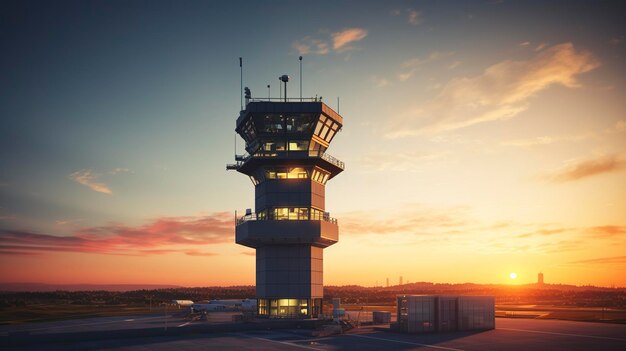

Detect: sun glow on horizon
[509,272,518,280]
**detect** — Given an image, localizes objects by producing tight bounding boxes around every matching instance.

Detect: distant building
[538,272,544,285]
[399,276,403,286]
[386,278,389,288]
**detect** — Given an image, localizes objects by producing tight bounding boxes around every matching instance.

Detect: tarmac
[1,313,625,350]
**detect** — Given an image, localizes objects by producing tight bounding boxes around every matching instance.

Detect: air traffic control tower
[228,79,344,318]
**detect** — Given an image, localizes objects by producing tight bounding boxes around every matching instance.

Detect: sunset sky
[1,0,625,288]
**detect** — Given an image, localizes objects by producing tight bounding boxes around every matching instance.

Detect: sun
[509,272,518,280]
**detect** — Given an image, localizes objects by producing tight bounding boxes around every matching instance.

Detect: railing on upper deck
[227,150,344,171]
[248,97,322,103]
[236,212,338,226]
[317,152,344,170]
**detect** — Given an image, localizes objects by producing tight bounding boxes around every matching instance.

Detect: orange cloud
[360,151,448,172]
[545,154,626,182]
[398,51,454,81]
[386,43,600,137]
[293,28,367,56]
[69,169,112,194]
[0,212,232,256]
[292,37,329,55]
[331,28,368,51]
[340,206,469,236]
[515,228,569,238]
[585,225,626,238]
[569,256,626,265]
[407,9,422,26]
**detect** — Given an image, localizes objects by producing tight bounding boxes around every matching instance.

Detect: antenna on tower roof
[239,57,243,111]
[299,56,303,102]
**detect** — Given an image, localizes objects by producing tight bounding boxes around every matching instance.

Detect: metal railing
[249,97,322,103]
[228,151,344,170]
[319,152,345,169]
[237,212,338,226]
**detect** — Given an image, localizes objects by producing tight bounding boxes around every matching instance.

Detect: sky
[1,0,625,288]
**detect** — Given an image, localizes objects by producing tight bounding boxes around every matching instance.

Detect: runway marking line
[498,327,626,342]
[348,334,467,351]
[247,336,325,350]
[177,322,191,327]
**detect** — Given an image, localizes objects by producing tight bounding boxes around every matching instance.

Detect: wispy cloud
[55,218,84,226]
[501,133,594,147]
[109,168,131,175]
[605,120,626,134]
[385,43,600,137]
[609,36,623,45]
[331,28,368,52]
[584,225,626,238]
[69,169,112,194]
[292,28,367,56]
[371,76,391,88]
[407,9,422,26]
[392,8,423,26]
[337,204,618,257]
[360,151,448,172]
[448,61,461,70]
[292,37,329,55]
[0,212,232,256]
[340,205,469,236]
[543,154,626,183]
[569,256,626,265]
[515,227,569,239]
[184,250,217,257]
[398,51,454,81]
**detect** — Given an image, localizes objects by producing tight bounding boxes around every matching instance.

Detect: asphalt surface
[2,316,626,350]
[0,312,237,336]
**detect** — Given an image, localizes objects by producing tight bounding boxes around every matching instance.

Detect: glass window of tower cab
[229,93,344,319]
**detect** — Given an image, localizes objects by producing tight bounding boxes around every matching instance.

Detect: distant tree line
[1,283,624,308]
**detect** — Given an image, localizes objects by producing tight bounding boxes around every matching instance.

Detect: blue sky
[1,0,625,286]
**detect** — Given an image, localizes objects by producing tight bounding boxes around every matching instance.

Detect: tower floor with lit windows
[229,99,343,318]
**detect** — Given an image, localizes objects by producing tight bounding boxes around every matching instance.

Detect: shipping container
[457,296,495,331]
[437,296,458,332]
[396,295,494,333]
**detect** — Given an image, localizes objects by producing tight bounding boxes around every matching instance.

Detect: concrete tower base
[256,245,323,318]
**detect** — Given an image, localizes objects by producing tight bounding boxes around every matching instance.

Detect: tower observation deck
[228,90,344,318]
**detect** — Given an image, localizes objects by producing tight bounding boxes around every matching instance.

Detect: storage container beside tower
[396,295,495,333]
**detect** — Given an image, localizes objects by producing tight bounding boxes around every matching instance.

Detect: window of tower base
[257,298,323,318]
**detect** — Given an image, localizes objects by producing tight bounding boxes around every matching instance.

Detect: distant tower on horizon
[538,272,544,286]
[228,78,344,318]
[386,277,389,288]
[399,276,403,286]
